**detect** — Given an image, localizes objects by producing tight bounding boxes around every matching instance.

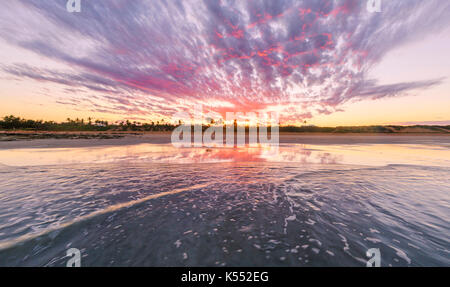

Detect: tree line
[0,115,177,131]
[1,115,448,133]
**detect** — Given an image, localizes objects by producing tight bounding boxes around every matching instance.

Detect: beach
[1,0,449,272]
[0,134,448,266]
[0,132,449,149]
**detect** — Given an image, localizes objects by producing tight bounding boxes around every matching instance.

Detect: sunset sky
[0,0,449,126]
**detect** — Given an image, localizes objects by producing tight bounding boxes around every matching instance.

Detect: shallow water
[0,143,448,266]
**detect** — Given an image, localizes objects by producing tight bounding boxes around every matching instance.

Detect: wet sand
[0,139,449,266]
[0,132,449,149]
[0,132,449,267]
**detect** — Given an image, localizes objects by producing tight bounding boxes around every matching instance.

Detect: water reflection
[0,142,449,266]
[0,143,448,167]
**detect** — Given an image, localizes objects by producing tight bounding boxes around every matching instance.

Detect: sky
[0,0,449,126]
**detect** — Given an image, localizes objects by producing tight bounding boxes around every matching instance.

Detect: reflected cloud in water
[0,143,448,167]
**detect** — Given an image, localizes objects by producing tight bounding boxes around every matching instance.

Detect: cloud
[0,0,449,122]
[356,78,446,100]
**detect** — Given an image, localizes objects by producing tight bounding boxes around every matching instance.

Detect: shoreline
[0,131,449,150]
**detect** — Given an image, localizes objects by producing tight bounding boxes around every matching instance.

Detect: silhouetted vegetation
[0,115,448,133]
[281,125,449,133]
[0,115,177,132]
[280,125,335,133]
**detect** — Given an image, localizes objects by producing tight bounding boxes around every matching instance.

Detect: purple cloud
[0,0,449,121]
